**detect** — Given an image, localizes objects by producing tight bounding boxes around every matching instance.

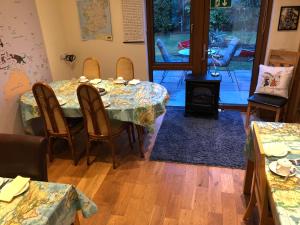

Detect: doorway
[146,0,273,107]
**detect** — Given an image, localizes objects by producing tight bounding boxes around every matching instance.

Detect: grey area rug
[151,107,246,169]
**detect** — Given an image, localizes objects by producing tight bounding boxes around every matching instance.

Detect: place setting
[0,176,30,203]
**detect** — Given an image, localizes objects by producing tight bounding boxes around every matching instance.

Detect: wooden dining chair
[116,57,134,80]
[83,57,101,79]
[243,124,274,225]
[77,84,134,169]
[245,50,300,127]
[32,83,83,165]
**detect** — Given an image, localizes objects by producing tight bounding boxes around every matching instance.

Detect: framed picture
[278,6,300,31]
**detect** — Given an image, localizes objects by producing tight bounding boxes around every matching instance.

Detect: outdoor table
[243,122,300,225]
[177,48,217,56]
[20,79,169,151]
[0,178,97,224]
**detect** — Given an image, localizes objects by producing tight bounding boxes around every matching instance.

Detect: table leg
[136,125,145,158]
[243,160,254,195]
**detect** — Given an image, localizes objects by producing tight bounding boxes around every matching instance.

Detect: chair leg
[126,126,134,150]
[86,139,92,166]
[245,103,252,128]
[136,125,145,158]
[68,137,78,166]
[130,123,136,142]
[275,108,281,122]
[48,137,54,162]
[160,71,168,84]
[108,140,117,169]
[243,189,256,220]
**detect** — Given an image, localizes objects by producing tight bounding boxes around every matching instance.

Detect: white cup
[79,76,87,82]
[276,158,292,176]
[117,76,124,80]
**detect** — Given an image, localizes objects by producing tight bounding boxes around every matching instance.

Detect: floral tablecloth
[0,179,97,225]
[20,79,169,134]
[245,122,300,225]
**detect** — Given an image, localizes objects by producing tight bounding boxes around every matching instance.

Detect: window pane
[153,0,191,63]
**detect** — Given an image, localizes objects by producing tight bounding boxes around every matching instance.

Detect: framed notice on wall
[121,0,145,43]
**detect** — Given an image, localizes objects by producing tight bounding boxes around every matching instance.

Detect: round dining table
[20,79,169,135]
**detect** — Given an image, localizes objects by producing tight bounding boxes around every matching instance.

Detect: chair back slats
[83,57,101,79]
[268,50,300,95]
[77,84,111,137]
[116,57,134,80]
[32,83,68,135]
[253,125,268,217]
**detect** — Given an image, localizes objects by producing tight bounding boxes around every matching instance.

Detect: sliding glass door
[206,0,263,105]
[146,0,272,107]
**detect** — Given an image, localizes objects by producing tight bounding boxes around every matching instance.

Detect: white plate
[14,181,29,196]
[263,142,289,157]
[269,161,297,177]
[128,79,141,85]
[90,79,102,85]
[113,79,126,84]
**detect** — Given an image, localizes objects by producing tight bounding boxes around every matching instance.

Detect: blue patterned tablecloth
[0,179,97,225]
[20,79,169,134]
[245,122,300,225]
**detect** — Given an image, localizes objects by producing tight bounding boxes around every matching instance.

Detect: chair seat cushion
[248,94,288,108]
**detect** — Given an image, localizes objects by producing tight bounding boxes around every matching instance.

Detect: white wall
[266,0,300,58]
[57,0,149,80]
[35,0,73,80]
[0,0,52,134]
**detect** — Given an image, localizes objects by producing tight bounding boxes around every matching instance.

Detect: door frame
[146,0,273,106]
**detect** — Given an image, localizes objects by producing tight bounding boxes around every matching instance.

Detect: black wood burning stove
[185,73,221,119]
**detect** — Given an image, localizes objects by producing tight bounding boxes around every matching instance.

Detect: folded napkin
[0,176,30,202]
[263,142,290,157]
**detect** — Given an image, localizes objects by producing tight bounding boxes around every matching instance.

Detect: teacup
[79,76,87,82]
[276,158,293,176]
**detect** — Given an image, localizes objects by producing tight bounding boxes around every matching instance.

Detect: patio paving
[153,69,251,106]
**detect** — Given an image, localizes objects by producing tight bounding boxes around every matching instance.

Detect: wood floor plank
[47,112,255,225]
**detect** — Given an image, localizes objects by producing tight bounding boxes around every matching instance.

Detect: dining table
[20,79,169,151]
[0,178,97,225]
[243,121,300,225]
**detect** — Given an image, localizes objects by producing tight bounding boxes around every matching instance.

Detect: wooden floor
[48,114,256,225]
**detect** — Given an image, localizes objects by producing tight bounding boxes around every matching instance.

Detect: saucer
[269,161,297,177]
[113,79,126,84]
[78,79,89,83]
[128,79,141,85]
[90,79,102,85]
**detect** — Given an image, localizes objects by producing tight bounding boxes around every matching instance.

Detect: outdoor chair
[208,37,240,90]
[245,50,300,127]
[156,38,187,87]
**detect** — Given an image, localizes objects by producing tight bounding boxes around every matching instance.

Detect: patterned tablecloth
[245,122,300,225]
[0,179,97,225]
[20,79,169,134]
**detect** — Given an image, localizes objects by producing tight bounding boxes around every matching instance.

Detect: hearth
[185,73,221,118]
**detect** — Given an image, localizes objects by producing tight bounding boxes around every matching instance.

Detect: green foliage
[153,0,174,33]
[210,9,232,32]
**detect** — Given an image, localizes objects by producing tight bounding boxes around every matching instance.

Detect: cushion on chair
[248,93,288,108]
[255,65,294,98]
